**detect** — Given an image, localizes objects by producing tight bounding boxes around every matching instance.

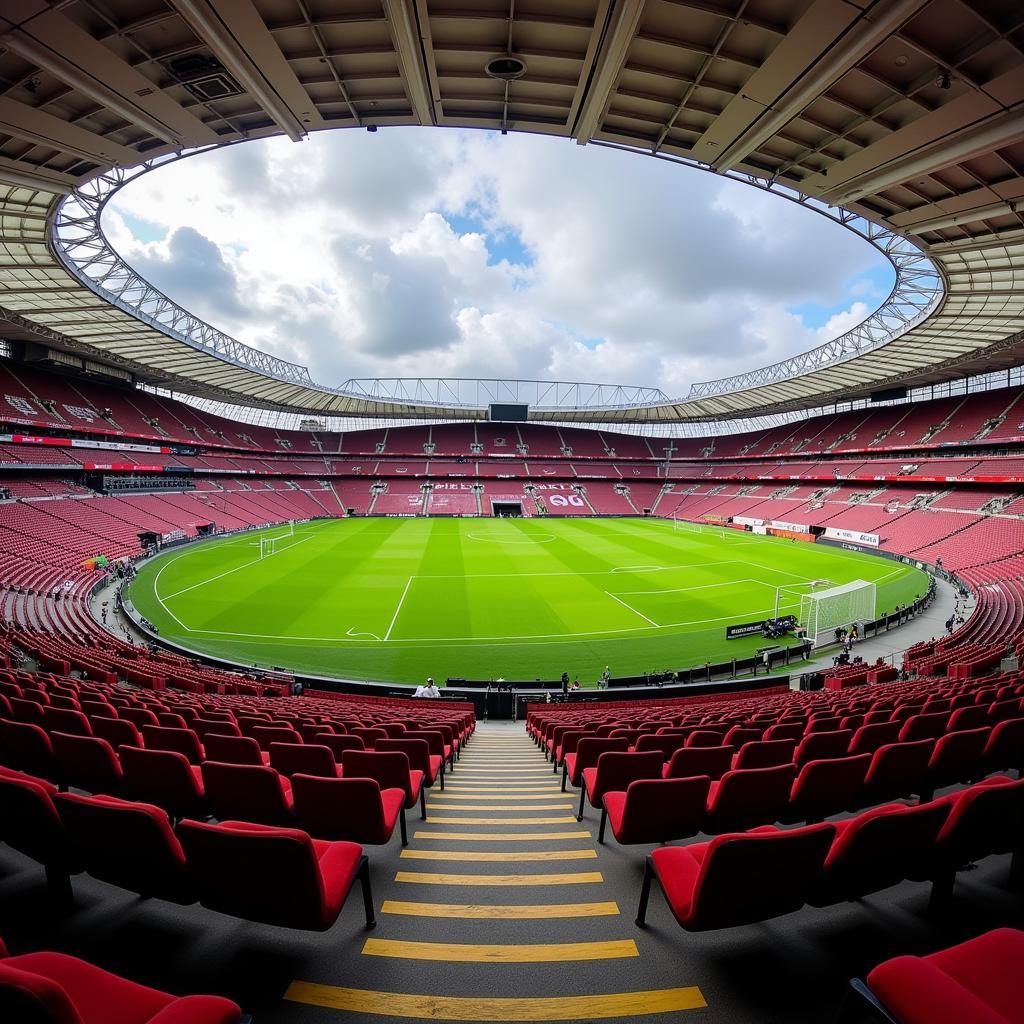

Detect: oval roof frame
[0,0,1020,422]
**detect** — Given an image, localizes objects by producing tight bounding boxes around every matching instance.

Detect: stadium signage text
[822,527,880,547]
[3,434,171,454]
[732,516,809,533]
[726,619,767,639]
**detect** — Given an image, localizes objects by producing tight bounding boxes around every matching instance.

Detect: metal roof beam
[167,0,311,142]
[0,156,72,193]
[708,0,928,173]
[380,0,436,125]
[0,13,216,148]
[821,104,1024,207]
[571,0,647,144]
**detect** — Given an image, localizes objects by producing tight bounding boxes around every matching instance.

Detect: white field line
[146,519,912,646]
[180,598,798,647]
[162,534,314,600]
[604,591,660,627]
[384,576,414,641]
[413,559,741,581]
[177,599,805,646]
[611,579,774,597]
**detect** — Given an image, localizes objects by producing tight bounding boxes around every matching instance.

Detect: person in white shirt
[413,684,425,697]
[422,678,440,698]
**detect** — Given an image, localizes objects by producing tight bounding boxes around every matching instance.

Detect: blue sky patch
[115,210,166,244]
[445,211,532,268]
[789,264,894,329]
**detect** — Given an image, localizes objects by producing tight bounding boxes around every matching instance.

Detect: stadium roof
[0,0,1021,422]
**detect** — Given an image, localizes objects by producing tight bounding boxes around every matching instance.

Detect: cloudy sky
[104,128,892,397]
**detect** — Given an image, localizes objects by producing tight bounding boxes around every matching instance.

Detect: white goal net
[673,516,701,532]
[258,522,295,559]
[798,579,876,647]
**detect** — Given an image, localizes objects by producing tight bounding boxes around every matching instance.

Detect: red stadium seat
[0,767,77,902]
[340,750,423,819]
[202,733,268,766]
[51,733,124,796]
[0,935,242,1024]
[704,764,796,833]
[603,776,710,846]
[579,751,664,835]
[140,726,204,766]
[176,819,375,930]
[636,823,835,929]
[862,928,1024,1024]
[119,746,207,821]
[292,774,407,845]
[794,730,852,765]
[809,801,949,906]
[268,742,339,779]
[200,762,294,826]
[785,754,870,824]
[0,721,58,782]
[54,792,193,904]
[732,738,796,770]
[561,736,629,795]
[663,745,733,781]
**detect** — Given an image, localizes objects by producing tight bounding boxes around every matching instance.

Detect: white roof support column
[571,0,647,144]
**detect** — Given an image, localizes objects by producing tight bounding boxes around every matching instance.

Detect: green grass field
[127,517,928,686]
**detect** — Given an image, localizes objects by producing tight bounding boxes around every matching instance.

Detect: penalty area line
[604,591,659,628]
[384,576,414,641]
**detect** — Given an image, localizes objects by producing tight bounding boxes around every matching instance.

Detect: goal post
[798,579,877,647]
[672,514,726,537]
[259,536,277,559]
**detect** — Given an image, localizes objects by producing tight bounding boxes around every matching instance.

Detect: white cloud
[104,128,891,395]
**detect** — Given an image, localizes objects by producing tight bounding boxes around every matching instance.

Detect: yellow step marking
[456,768,553,774]
[284,984,707,1019]
[395,871,603,886]
[424,816,578,825]
[381,900,619,919]
[415,830,591,841]
[427,803,574,811]
[449,785,557,792]
[361,939,638,963]
[427,792,563,800]
[399,849,597,862]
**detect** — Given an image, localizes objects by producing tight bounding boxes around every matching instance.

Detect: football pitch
[128,517,929,686]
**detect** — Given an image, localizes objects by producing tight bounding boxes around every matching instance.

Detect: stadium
[0,1,1022,1022]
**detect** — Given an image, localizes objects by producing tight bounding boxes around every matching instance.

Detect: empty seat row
[636,775,1024,933]
[0,724,422,845]
[566,725,1024,845]
[0,765,376,931]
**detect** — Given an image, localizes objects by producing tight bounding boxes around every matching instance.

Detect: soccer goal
[259,535,278,559]
[672,514,725,537]
[798,579,877,647]
[672,515,701,532]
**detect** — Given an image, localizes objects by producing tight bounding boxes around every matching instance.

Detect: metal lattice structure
[0,0,1021,423]
[50,145,941,416]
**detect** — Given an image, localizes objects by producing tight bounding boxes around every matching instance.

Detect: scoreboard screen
[488,403,529,422]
